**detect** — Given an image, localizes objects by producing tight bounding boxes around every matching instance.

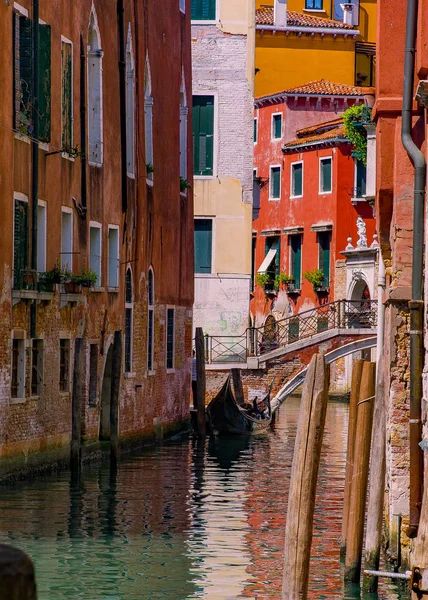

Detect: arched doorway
[100,344,114,441]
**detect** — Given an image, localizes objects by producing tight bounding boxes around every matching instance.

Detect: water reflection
[0,400,408,599]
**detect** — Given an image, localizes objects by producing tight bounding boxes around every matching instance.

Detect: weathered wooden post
[344,360,376,582]
[231,369,245,406]
[341,358,365,557]
[195,327,206,439]
[363,356,386,593]
[0,544,37,599]
[110,331,122,462]
[282,353,330,600]
[71,338,84,472]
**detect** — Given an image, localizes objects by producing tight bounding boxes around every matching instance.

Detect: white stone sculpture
[356,216,367,248]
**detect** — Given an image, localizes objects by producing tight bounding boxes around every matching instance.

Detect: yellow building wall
[255,34,356,97]
[194,178,253,274]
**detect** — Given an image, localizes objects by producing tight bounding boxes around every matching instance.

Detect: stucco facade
[0,0,194,479]
[192,0,255,338]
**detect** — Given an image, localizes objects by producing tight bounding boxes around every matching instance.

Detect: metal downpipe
[401,0,426,538]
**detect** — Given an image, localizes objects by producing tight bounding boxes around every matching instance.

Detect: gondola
[207,374,273,435]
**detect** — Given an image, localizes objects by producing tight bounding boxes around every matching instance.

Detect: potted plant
[274,272,294,291]
[146,163,154,178]
[255,273,273,292]
[180,177,191,193]
[38,261,64,292]
[303,269,326,292]
[64,268,98,292]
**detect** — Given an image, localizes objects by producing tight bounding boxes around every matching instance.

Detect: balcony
[12,270,55,305]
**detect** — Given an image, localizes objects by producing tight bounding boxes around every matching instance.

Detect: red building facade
[252,84,376,328]
[0,0,194,479]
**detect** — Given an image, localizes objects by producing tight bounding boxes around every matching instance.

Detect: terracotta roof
[255,80,367,105]
[256,7,354,30]
[283,118,348,151]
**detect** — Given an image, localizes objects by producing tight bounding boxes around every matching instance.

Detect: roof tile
[256,7,354,30]
[283,118,348,150]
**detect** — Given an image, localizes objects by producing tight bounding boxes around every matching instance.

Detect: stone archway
[351,278,371,302]
[100,344,114,441]
[99,331,122,447]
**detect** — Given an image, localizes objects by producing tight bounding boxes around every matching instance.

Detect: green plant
[180,177,191,192]
[39,261,65,285]
[343,104,372,166]
[146,163,154,176]
[303,269,325,291]
[63,144,85,159]
[65,268,98,288]
[274,272,294,289]
[255,273,272,288]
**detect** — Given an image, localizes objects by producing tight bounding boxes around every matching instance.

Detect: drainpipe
[401,0,426,538]
[117,0,128,214]
[376,252,385,381]
[30,0,40,339]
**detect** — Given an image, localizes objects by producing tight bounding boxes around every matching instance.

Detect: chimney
[341,3,354,26]
[274,0,287,28]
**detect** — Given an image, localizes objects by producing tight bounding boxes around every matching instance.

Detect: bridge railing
[204,299,378,364]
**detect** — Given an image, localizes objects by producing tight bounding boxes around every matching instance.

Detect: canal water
[0,397,408,599]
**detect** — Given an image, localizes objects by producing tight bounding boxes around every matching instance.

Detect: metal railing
[204,300,378,364]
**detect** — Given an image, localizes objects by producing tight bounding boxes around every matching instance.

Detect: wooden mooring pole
[282,353,329,600]
[363,356,386,593]
[0,544,37,599]
[195,327,206,439]
[344,360,376,583]
[341,358,365,558]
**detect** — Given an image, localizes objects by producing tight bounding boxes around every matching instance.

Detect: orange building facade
[0,0,194,479]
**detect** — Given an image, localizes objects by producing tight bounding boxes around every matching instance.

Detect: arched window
[125,269,133,373]
[179,70,188,181]
[88,8,103,165]
[126,25,135,177]
[145,57,154,180]
[148,268,154,372]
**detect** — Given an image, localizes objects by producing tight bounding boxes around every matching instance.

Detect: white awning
[258,248,277,273]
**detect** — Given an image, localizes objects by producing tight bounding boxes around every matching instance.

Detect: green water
[0,398,409,599]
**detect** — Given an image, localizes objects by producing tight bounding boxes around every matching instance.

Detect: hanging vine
[343,104,372,166]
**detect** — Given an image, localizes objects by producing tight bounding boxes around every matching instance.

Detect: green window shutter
[318,232,331,284]
[194,219,212,273]
[321,158,332,192]
[38,24,51,142]
[19,16,33,133]
[356,160,366,197]
[193,96,214,176]
[191,0,216,20]
[61,42,73,150]
[292,163,303,196]
[271,167,280,198]
[265,236,280,279]
[291,235,302,288]
[14,200,29,289]
[273,114,282,139]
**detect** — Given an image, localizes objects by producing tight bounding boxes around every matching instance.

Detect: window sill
[88,160,103,168]
[40,142,50,152]
[59,390,71,395]
[89,287,105,293]
[194,175,216,180]
[14,132,31,144]
[290,194,303,200]
[303,8,326,13]
[10,397,27,405]
[127,171,135,179]
[166,368,176,374]
[180,191,188,198]
[271,137,282,142]
[108,287,119,293]
[124,372,136,379]
[62,152,75,162]
[147,369,155,377]
[268,197,280,202]
[60,292,82,308]
[146,178,154,187]
[191,19,217,24]
[319,191,332,195]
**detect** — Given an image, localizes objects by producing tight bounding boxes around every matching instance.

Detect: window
[166,308,175,370]
[320,157,332,193]
[31,339,43,396]
[254,118,258,144]
[126,26,135,176]
[291,162,303,198]
[89,344,98,406]
[145,58,154,178]
[148,268,154,372]
[37,201,46,273]
[270,166,281,199]
[108,227,119,288]
[318,231,331,287]
[305,0,323,8]
[180,0,186,12]
[272,113,282,139]
[61,40,73,152]
[13,197,29,290]
[251,236,257,291]
[193,95,214,176]
[356,42,375,87]
[88,9,103,164]
[191,0,215,20]
[61,209,73,271]
[125,269,133,373]
[290,235,302,289]
[355,159,367,198]
[180,73,188,179]
[265,236,280,282]
[194,219,212,273]
[13,12,51,141]
[89,223,102,285]
[11,338,25,398]
[59,339,70,392]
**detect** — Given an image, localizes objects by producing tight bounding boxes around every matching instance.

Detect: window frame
[305,0,323,9]
[61,207,73,272]
[166,306,175,372]
[59,338,71,393]
[194,217,214,275]
[271,113,282,141]
[354,157,367,199]
[192,92,217,179]
[125,268,133,374]
[61,36,74,158]
[147,267,155,374]
[13,193,29,290]
[31,338,44,397]
[37,200,47,273]
[319,156,332,194]
[11,336,25,400]
[290,161,304,199]
[89,221,102,287]
[126,25,136,178]
[289,234,303,290]
[180,0,186,12]
[87,7,103,167]
[107,225,119,289]
[269,165,281,201]
[191,0,217,23]
[317,231,331,287]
